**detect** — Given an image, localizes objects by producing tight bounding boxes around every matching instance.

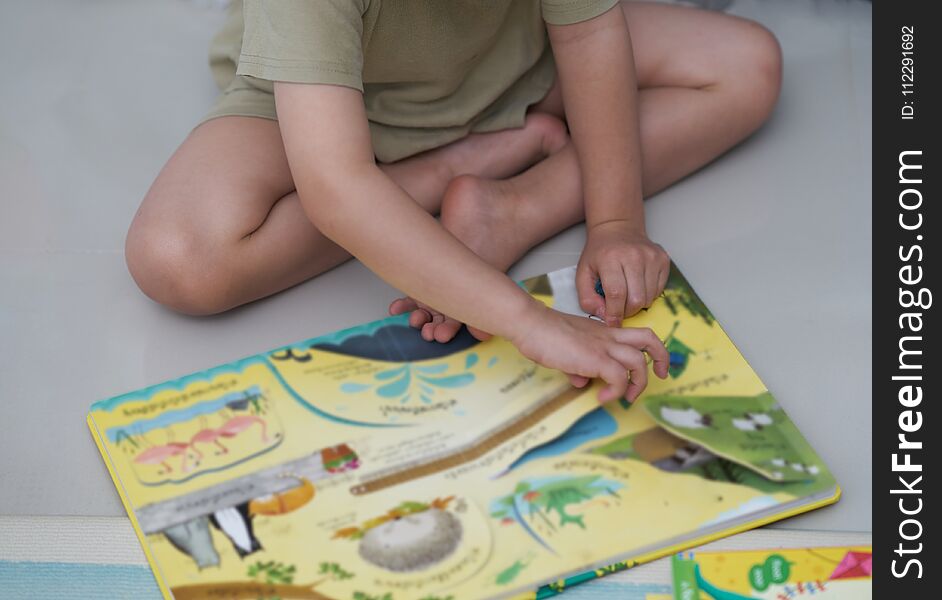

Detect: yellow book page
[87,265,838,599]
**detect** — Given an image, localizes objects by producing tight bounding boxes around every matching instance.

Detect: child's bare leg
[404,1,782,342]
[126,114,566,315]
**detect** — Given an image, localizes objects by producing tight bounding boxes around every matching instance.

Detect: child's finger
[617,327,669,379]
[624,265,647,317]
[643,265,660,307]
[603,343,648,403]
[576,264,603,316]
[567,374,590,388]
[656,266,669,297]
[600,264,628,326]
[625,372,646,403]
[597,357,629,403]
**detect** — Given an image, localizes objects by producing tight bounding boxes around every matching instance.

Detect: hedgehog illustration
[333,497,463,573]
[358,508,462,572]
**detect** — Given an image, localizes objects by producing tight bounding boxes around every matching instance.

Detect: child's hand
[576,221,670,326]
[510,304,669,403]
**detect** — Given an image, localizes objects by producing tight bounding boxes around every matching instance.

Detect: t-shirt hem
[236,56,364,92]
[542,0,620,26]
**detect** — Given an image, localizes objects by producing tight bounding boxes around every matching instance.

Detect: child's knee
[125,216,231,316]
[736,20,783,123]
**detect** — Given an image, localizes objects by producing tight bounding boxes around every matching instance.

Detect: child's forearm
[274,82,539,340]
[548,8,670,322]
[548,7,646,234]
[306,164,538,337]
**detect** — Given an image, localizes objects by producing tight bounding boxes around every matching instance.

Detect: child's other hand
[389,297,492,343]
[511,304,669,403]
[576,222,670,326]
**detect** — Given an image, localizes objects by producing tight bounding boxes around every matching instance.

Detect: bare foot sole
[439,174,535,273]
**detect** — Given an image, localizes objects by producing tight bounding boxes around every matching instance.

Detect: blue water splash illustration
[420,373,475,387]
[378,370,412,398]
[417,363,449,375]
[376,366,407,380]
[340,357,480,405]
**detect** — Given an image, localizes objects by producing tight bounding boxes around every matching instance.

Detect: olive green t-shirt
[210,0,619,162]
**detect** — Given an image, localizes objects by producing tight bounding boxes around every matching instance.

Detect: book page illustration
[644,393,826,483]
[672,546,872,599]
[88,265,839,599]
[106,385,283,486]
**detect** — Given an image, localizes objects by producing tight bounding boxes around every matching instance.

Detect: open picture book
[87,264,839,600]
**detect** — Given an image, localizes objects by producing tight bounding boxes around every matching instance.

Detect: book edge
[529,485,842,599]
[86,412,174,600]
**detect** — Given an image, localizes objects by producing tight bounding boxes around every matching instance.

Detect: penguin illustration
[210,502,262,557]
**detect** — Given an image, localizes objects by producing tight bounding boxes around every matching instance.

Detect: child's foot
[389,113,571,344]
[440,113,568,181]
[440,175,532,273]
[389,174,543,343]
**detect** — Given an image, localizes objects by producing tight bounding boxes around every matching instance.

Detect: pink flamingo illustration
[218,415,269,443]
[190,427,231,456]
[188,415,270,457]
[133,442,203,474]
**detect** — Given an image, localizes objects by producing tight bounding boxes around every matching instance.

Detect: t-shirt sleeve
[541,0,620,26]
[236,0,367,91]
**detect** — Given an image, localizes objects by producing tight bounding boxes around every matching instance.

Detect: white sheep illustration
[746,412,773,426]
[660,406,712,429]
[732,411,775,431]
[732,417,760,431]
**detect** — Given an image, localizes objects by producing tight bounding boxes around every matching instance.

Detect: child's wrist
[586,217,647,238]
[586,217,647,234]
[504,296,551,348]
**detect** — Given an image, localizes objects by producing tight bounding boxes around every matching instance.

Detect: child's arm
[275,82,669,402]
[547,7,671,326]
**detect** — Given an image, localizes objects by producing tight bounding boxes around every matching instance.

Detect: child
[125,0,781,403]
